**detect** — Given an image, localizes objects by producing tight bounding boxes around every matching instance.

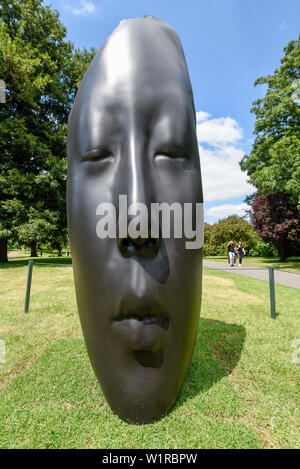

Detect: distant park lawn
[5,252,300,272]
[204,255,300,273]
[0,259,299,448]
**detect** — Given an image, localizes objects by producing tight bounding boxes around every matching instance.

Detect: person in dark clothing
[227,240,236,267]
[236,241,245,267]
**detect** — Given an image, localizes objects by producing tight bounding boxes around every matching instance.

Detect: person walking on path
[236,241,246,267]
[227,240,236,267]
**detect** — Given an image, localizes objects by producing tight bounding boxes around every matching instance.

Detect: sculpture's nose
[118,138,160,259]
[118,233,159,259]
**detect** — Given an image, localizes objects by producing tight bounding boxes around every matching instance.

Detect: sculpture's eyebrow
[151,104,195,137]
[77,97,128,155]
[77,86,195,158]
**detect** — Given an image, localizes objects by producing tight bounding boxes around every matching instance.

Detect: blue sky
[45,0,300,222]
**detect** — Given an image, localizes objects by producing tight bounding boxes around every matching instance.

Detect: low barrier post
[24,260,34,313]
[268,267,276,319]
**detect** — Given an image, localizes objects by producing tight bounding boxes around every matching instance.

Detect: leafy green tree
[240,35,300,208]
[0,0,95,261]
[203,215,258,256]
[16,208,54,257]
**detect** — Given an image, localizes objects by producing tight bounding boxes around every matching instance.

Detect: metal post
[24,260,34,313]
[268,267,276,319]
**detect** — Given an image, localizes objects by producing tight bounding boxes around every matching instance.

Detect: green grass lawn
[204,256,300,272]
[3,253,72,268]
[0,261,299,448]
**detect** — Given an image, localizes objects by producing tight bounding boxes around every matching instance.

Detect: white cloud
[197,115,243,146]
[196,111,211,122]
[200,144,253,201]
[206,203,249,219]
[65,1,96,16]
[197,111,254,203]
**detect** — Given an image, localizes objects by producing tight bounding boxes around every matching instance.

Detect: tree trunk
[30,241,38,257]
[0,237,8,263]
[57,243,62,257]
[278,244,288,262]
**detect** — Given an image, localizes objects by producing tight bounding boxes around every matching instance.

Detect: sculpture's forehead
[69,18,197,156]
[75,18,194,118]
[97,19,188,87]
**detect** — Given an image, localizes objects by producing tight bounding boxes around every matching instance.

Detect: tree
[0,0,95,261]
[203,215,258,256]
[249,192,300,261]
[16,208,55,257]
[240,35,300,208]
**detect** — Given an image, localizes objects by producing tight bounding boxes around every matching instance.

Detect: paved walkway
[7,249,21,259]
[203,260,300,290]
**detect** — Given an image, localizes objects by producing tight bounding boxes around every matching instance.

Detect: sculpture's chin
[133,349,163,369]
[101,370,178,425]
[89,340,187,425]
[115,403,173,425]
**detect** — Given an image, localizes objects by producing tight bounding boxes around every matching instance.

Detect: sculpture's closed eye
[154,150,188,160]
[81,148,114,162]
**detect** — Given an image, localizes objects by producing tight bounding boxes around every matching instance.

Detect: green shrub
[248,241,277,257]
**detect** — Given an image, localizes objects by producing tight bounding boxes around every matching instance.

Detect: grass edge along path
[203,256,300,273]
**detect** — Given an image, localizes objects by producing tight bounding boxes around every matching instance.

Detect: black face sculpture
[67,16,203,424]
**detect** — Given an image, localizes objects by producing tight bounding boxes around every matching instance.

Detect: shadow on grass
[176,318,246,406]
[0,256,73,269]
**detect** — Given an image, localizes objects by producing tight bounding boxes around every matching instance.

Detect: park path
[7,249,21,259]
[203,260,300,290]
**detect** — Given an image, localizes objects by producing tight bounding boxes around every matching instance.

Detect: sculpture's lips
[111,318,165,353]
[111,299,169,354]
[113,300,169,331]
[113,313,169,331]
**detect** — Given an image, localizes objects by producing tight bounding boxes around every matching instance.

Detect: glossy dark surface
[67,16,203,423]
